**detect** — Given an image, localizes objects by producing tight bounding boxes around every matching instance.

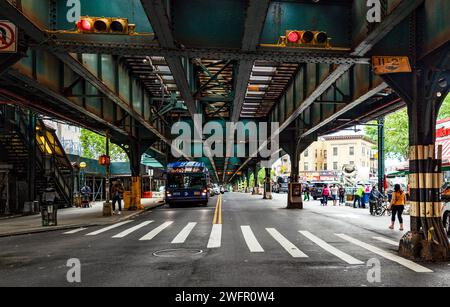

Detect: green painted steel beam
[226,0,424,183]
[140,0,219,183]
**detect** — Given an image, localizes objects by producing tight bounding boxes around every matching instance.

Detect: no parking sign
[0,20,17,53]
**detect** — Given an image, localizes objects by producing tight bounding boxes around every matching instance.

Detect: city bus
[165,162,210,207]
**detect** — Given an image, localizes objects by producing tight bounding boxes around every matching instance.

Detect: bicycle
[372,198,391,216]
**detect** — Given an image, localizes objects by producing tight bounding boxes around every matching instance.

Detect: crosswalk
[63,219,434,273]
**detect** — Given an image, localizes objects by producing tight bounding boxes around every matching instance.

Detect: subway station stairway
[0,106,73,212]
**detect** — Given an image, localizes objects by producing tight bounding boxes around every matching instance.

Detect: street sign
[0,20,17,53]
[372,56,412,74]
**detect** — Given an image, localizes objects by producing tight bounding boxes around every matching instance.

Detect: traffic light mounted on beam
[76,17,136,35]
[279,30,331,48]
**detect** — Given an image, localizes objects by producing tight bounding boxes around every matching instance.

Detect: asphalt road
[0,192,449,287]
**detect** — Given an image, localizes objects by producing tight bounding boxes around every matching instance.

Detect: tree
[365,94,450,160]
[438,94,450,120]
[80,129,128,162]
[365,108,409,161]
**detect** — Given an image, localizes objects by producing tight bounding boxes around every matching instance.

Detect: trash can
[41,203,58,227]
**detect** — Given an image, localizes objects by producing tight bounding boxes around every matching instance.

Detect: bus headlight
[202,193,206,196]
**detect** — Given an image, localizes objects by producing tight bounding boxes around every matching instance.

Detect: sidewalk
[0,198,165,237]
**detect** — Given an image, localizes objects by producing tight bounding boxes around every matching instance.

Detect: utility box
[288,183,303,209]
[264,182,273,199]
[41,203,58,226]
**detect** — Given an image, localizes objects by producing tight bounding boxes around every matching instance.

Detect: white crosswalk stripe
[267,228,307,258]
[139,221,174,241]
[241,226,264,253]
[373,236,399,246]
[86,221,133,236]
[336,234,433,273]
[112,221,154,238]
[64,228,87,234]
[171,222,197,244]
[299,231,363,264]
[207,224,222,248]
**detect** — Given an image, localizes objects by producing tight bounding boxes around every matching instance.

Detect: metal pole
[105,133,110,203]
[103,131,112,216]
[378,117,385,193]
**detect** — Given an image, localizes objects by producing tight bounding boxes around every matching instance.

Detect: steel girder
[0,1,168,142]
[224,0,271,182]
[48,38,368,64]
[301,82,389,137]
[140,0,219,182]
[56,52,169,143]
[226,0,425,183]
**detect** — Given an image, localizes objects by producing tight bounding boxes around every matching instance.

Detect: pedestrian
[322,184,330,206]
[353,185,364,208]
[338,186,346,206]
[111,179,124,215]
[304,184,310,202]
[80,184,92,208]
[369,185,383,215]
[389,184,406,231]
[331,185,338,206]
[43,186,58,205]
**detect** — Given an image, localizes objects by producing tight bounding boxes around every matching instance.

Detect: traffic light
[281,30,331,48]
[76,17,136,35]
[99,155,111,166]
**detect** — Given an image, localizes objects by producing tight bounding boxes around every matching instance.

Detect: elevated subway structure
[0,0,448,261]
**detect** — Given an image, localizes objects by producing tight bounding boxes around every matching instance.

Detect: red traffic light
[77,18,93,32]
[99,155,111,166]
[287,31,300,43]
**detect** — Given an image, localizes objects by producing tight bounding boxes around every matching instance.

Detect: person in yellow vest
[389,184,406,231]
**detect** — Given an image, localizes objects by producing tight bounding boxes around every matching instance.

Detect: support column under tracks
[382,45,450,261]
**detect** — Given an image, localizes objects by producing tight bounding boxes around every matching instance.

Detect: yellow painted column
[131,176,143,210]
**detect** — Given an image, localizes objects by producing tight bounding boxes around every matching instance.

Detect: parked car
[442,202,450,236]
[274,176,289,193]
[310,181,341,200]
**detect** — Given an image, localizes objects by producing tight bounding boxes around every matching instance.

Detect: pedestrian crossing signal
[76,17,136,35]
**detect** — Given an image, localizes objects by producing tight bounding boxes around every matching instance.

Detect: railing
[4,107,74,206]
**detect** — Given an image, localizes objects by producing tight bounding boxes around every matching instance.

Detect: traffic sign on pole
[0,20,17,53]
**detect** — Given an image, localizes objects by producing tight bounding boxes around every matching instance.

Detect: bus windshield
[168,173,206,190]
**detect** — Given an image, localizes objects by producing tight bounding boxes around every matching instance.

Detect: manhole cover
[153,249,204,258]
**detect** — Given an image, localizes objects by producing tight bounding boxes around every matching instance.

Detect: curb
[0,201,166,238]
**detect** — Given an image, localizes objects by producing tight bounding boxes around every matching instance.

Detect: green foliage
[365,94,450,161]
[80,129,128,162]
[365,109,409,161]
[438,94,450,120]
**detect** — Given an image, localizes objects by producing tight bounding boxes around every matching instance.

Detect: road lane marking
[373,236,399,246]
[139,221,174,241]
[213,195,222,225]
[112,221,154,238]
[335,234,433,273]
[64,228,87,234]
[334,214,360,219]
[207,224,222,248]
[241,226,264,253]
[299,231,362,264]
[267,228,307,258]
[85,221,133,236]
[171,222,197,244]
[218,195,222,225]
